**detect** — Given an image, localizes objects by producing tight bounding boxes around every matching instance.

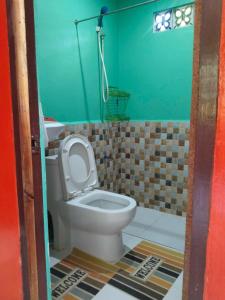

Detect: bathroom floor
[50,208,186,300]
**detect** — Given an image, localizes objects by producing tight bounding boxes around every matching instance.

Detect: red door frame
[183,1,223,298]
[0,1,24,299]
[5,0,48,298]
[204,1,225,299]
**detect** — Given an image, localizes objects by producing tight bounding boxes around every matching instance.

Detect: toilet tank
[46,155,64,204]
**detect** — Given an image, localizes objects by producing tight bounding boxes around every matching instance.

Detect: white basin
[44,121,65,142]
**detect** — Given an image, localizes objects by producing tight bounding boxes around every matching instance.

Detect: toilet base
[71,229,124,263]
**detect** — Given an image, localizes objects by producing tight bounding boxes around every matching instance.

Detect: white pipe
[97,30,109,103]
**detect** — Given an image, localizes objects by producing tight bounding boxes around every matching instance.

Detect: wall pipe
[74,0,159,25]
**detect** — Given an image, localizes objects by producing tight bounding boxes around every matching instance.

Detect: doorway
[4,0,224,299]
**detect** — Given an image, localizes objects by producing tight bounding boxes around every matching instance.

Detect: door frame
[0,1,25,299]
[4,0,224,299]
[183,1,223,299]
[6,0,48,299]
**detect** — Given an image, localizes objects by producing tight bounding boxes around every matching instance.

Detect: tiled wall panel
[118,122,189,216]
[47,121,189,216]
[47,122,119,192]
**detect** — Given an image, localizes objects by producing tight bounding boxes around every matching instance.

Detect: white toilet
[46,134,137,262]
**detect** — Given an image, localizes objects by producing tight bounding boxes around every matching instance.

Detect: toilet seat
[59,134,99,200]
[68,189,135,212]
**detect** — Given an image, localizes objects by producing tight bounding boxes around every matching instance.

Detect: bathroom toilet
[46,134,137,262]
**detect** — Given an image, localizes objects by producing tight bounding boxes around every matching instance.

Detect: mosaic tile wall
[119,122,189,216]
[47,121,189,216]
[47,122,120,193]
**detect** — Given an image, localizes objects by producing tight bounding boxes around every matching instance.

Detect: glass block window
[174,5,194,28]
[153,4,194,33]
[154,10,172,32]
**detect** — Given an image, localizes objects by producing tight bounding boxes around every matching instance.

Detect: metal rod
[74,0,159,25]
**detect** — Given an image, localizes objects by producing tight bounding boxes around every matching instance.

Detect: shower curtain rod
[74,0,159,25]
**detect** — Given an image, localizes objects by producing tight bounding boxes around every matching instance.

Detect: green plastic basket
[105,87,130,121]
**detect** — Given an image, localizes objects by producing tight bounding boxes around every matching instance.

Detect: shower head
[98,6,109,28]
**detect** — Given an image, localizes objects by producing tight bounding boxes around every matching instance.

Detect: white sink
[44,121,65,142]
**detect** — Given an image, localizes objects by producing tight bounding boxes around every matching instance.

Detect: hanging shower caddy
[105,87,130,121]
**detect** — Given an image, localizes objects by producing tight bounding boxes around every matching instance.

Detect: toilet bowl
[46,134,137,262]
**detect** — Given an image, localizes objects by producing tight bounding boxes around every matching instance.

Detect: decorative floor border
[51,240,184,300]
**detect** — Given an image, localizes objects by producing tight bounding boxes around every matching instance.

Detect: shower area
[36,0,193,212]
[34,0,194,297]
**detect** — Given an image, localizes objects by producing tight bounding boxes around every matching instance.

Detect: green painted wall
[117,0,194,121]
[34,0,194,123]
[34,0,118,123]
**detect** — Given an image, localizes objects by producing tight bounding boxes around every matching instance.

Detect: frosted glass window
[154,10,172,32]
[174,5,194,28]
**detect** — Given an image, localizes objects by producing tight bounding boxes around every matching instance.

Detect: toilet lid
[59,134,99,200]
